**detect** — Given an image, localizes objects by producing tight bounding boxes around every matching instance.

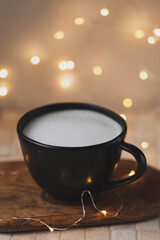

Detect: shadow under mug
[17,102,146,201]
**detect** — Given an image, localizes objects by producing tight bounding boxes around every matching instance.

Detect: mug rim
[17,102,127,149]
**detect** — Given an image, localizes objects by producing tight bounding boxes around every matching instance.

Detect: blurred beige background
[0,0,160,113]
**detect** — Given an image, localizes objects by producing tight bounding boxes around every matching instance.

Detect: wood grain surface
[0,159,159,233]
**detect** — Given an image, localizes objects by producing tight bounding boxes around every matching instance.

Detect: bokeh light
[67,61,75,70]
[100,8,109,16]
[141,141,149,149]
[153,28,160,37]
[148,36,156,44]
[139,71,148,80]
[87,177,92,183]
[59,61,67,71]
[93,66,102,75]
[0,69,8,78]
[31,56,40,65]
[134,30,144,39]
[54,31,64,39]
[60,78,71,88]
[74,17,85,25]
[59,61,75,70]
[0,86,8,96]
[123,98,133,108]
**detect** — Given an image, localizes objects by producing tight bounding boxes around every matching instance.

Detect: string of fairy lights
[0,190,123,232]
[0,6,154,151]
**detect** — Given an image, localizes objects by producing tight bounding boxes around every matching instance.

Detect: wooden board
[0,159,159,232]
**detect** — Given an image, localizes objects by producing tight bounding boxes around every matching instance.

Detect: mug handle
[105,141,146,189]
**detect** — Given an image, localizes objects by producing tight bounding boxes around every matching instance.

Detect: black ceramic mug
[17,102,146,201]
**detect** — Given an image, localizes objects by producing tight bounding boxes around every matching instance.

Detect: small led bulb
[74,17,85,25]
[67,61,75,70]
[54,31,64,39]
[129,170,135,176]
[100,8,109,16]
[101,210,107,216]
[93,66,102,75]
[141,141,149,149]
[153,28,160,37]
[0,69,8,78]
[134,30,144,39]
[123,98,133,108]
[31,56,40,65]
[87,177,92,183]
[139,71,148,80]
[60,78,71,88]
[148,36,156,45]
[49,227,54,232]
[59,61,67,70]
[0,86,8,96]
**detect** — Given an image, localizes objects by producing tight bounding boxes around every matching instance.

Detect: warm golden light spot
[123,98,133,108]
[139,71,148,80]
[49,227,54,232]
[59,61,67,71]
[141,141,149,149]
[0,69,8,78]
[129,170,135,176]
[31,56,40,65]
[59,61,75,70]
[113,162,119,172]
[120,114,127,120]
[101,210,107,216]
[148,36,156,44]
[100,8,109,16]
[74,17,85,25]
[153,28,160,37]
[67,61,75,70]
[134,30,144,39]
[54,31,64,39]
[87,177,92,183]
[93,66,102,75]
[60,78,71,88]
[0,86,8,96]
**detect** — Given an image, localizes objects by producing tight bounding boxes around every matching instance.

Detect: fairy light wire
[0,190,123,232]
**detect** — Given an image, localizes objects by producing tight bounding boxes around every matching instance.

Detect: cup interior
[17,103,127,148]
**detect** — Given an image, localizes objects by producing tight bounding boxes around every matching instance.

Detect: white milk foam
[23,110,122,147]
